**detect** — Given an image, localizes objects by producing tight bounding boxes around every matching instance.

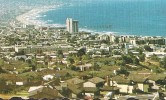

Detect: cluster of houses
[27,70,166,99]
[0,24,166,66]
[0,21,166,99]
[1,67,166,99]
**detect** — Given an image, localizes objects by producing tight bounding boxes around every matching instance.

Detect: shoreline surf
[16,5,119,35]
[16,3,166,37]
[16,4,65,27]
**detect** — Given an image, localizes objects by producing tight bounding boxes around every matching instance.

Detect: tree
[160,57,166,69]
[67,57,75,65]
[101,50,109,55]
[150,54,159,61]
[117,67,129,76]
[0,59,4,67]
[70,65,79,71]
[116,60,125,66]
[121,44,125,49]
[132,57,139,65]
[77,48,86,57]
[31,65,36,71]
[82,54,91,61]
[0,67,6,73]
[144,45,153,52]
[87,52,93,57]
[136,48,143,54]
[93,62,100,71]
[57,50,63,57]
[113,50,121,55]
[101,40,109,44]
[122,55,133,64]
[57,50,64,63]
[28,56,37,71]
[0,78,6,85]
[15,50,25,55]
[139,54,145,62]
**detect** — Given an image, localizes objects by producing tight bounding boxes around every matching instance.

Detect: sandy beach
[16,4,64,27]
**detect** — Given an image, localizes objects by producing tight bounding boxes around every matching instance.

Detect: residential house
[65,77,84,98]
[111,75,137,94]
[28,86,62,99]
[101,76,119,98]
[84,77,105,88]
[76,63,92,71]
[83,77,105,97]
[128,74,149,93]
[42,74,54,81]
[100,86,120,99]
[147,74,166,91]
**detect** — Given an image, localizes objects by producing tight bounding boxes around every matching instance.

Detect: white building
[66,18,79,33]
[130,39,137,46]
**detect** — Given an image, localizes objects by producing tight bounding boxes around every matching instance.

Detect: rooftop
[88,77,105,84]
[66,77,84,85]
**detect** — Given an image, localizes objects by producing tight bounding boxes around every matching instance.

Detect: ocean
[0,0,166,37]
[38,0,166,37]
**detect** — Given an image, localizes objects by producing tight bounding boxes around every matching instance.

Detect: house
[84,77,105,88]
[66,77,84,86]
[147,74,166,91]
[42,74,54,81]
[83,77,105,97]
[130,39,137,46]
[144,52,166,59]
[65,78,85,98]
[84,87,99,98]
[76,63,92,71]
[100,76,120,99]
[67,84,84,99]
[128,74,149,93]
[100,86,120,99]
[14,55,27,61]
[14,76,28,86]
[28,86,63,99]
[111,75,137,94]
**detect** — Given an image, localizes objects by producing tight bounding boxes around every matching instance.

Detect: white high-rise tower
[66,18,78,33]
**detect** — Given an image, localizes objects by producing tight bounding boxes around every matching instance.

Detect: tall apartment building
[66,18,79,33]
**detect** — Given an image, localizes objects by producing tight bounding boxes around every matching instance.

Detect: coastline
[16,7,117,35]
[16,4,65,27]
[15,4,166,37]
[15,3,118,35]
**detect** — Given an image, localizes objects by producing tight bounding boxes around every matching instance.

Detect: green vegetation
[144,45,153,52]
[160,56,166,69]
[0,21,166,99]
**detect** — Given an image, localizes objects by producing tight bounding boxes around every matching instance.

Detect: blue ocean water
[40,0,166,36]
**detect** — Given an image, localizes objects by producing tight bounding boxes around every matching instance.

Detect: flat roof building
[66,18,78,33]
